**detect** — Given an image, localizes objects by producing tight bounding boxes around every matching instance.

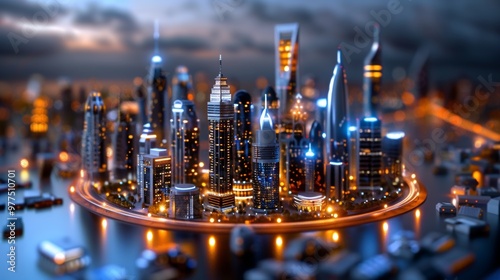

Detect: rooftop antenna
[219,54,222,76]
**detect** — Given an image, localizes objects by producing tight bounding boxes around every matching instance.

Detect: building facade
[169,184,202,220]
[358,117,383,190]
[170,100,200,187]
[275,23,299,118]
[137,123,157,201]
[206,56,235,212]
[141,148,171,207]
[233,90,253,202]
[325,50,350,200]
[382,132,405,181]
[252,96,280,211]
[82,91,108,183]
[363,25,382,117]
[147,24,168,146]
[113,101,138,181]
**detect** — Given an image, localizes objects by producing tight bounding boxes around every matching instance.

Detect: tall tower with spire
[82,91,108,183]
[147,20,168,147]
[252,95,280,212]
[206,55,235,212]
[325,49,350,200]
[363,24,382,117]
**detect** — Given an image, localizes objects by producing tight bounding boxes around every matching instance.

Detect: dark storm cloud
[0,0,67,19]
[246,1,326,35]
[139,36,211,52]
[74,4,138,33]
[221,32,273,55]
[0,26,65,56]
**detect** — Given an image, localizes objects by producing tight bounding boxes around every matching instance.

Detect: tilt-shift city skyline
[79,22,410,221]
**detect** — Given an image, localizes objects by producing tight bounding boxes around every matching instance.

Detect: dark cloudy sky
[1,0,500,90]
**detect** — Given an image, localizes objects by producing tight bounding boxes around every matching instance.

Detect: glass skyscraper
[82,91,108,183]
[170,100,200,187]
[233,90,253,202]
[252,96,280,211]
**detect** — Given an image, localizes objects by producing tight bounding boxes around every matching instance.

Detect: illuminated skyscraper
[82,91,108,183]
[169,184,202,220]
[261,86,280,133]
[325,50,349,200]
[304,144,315,193]
[287,94,308,194]
[172,65,193,102]
[309,121,325,193]
[294,144,326,213]
[252,95,280,211]
[135,82,147,127]
[137,123,157,200]
[147,21,168,146]
[275,23,299,118]
[358,117,382,190]
[233,90,253,202]
[363,25,382,117]
[207,56,235,212]
[141,148,171,207]
[170,99,200,186]
[113,99,138,181]
[382,132,405,181]
[348,125,359,190]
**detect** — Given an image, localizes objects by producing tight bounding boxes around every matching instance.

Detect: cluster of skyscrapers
[81,22,406,218]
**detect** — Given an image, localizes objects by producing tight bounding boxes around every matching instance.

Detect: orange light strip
[430,103,500,141]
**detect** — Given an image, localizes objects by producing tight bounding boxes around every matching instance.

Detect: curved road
[69,174,426,234]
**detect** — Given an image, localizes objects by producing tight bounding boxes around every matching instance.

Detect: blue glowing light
[386,131,405,140]
[152,55,162,63]
[363,117,378,122]
[316,98,327,108]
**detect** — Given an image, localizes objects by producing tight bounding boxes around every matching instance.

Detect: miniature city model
[70,23,426,233]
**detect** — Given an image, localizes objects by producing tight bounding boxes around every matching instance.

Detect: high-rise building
[82,91,108,183]
[325,50,350,200]
[171,65,193,102]
[304,144,315,193]
[275,23,299,118]
[326,161,345,200]
[382,132,405,181]
[261,86,280,133]
[135,82,147,127]
[170,99,200,186]
[137,123,157,200]
[141,148,171,207]
[233,90,253,202]
[113,100,138,181]
[348,125,359,190]
[147,22,168,146]
[284,94,308,194]
[358,117,382,190]
[309,120,325,193]
[252,95,280,212]
[169,184,202,220]
[207,56,235,212]
[60,84,75,129]
[363,25,382,117]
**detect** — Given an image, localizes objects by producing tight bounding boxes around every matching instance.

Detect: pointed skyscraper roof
[325,48,349,162]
